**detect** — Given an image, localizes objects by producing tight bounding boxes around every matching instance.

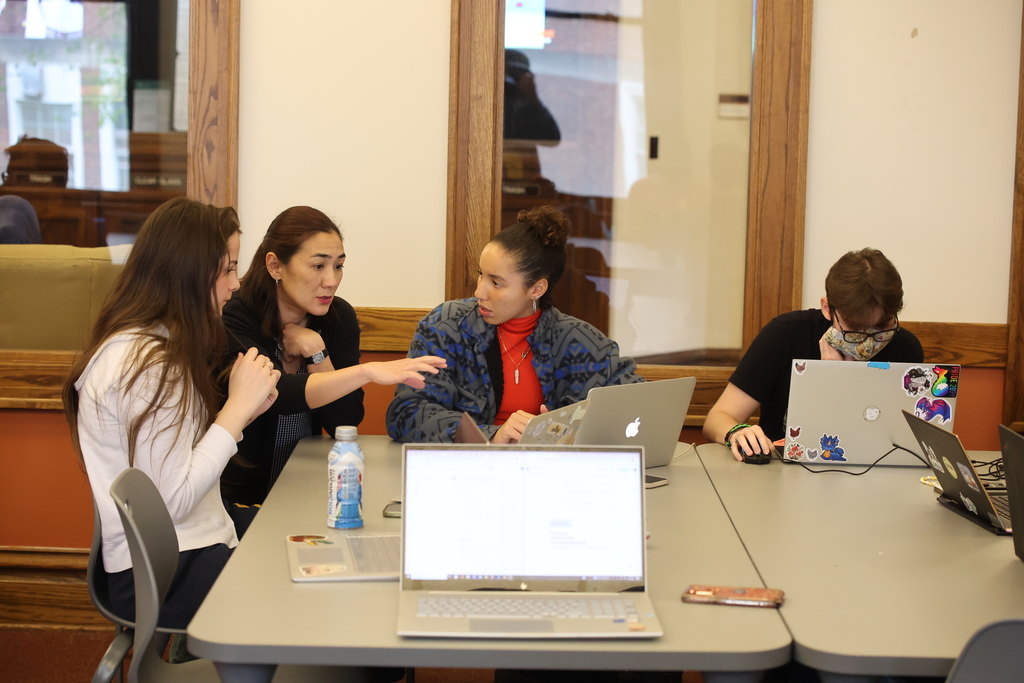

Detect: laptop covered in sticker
[784,360,960,466]
[904,411,1011,535]
[396,443,663,639]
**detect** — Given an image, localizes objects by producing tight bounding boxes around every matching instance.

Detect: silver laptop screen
[401,445,645,591]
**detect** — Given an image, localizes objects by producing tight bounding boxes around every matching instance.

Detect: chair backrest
[109,468,180,683]
[945,618,1024,683]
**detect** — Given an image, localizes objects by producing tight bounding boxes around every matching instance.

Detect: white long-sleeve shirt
[75,329,239,573]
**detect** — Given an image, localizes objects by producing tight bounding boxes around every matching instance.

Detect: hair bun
[517,205,569,249]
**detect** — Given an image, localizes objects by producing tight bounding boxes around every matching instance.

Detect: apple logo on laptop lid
[625,418,641,438]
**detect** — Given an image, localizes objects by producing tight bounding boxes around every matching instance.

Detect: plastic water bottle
[327,425,364,529]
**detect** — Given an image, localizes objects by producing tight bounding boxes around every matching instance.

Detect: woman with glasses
[704,248,923,461]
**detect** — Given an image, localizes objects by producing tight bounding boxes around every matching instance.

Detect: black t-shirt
[729,308,924,441]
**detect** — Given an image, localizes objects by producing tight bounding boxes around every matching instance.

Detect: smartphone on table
[682,584,784,608]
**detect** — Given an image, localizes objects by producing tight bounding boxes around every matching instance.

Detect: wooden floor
[0,626,704,683]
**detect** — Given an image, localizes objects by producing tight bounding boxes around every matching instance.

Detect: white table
[189,437,791,683]
[698,443,1024,681]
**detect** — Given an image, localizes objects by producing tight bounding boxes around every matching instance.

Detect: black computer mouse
[742,450,772,465]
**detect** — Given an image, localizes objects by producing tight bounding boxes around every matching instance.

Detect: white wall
[237,2,451,308]
[236,1,1022,326]
[803,0,1022,323]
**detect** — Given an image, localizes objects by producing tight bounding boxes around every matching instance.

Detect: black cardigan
[219,295,364,504]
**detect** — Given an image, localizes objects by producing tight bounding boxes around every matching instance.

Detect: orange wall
[0,361,1007,550]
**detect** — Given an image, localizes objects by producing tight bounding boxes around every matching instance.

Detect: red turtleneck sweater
[494,309,543,425]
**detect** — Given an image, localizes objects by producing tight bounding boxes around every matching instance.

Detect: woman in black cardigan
[220,206,444,534]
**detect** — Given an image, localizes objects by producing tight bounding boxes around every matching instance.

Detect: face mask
[823,325,891,361]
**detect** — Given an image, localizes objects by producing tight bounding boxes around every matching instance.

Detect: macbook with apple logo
[520,377,695,469]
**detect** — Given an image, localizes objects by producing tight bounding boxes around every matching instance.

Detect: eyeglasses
[833,315,900,344]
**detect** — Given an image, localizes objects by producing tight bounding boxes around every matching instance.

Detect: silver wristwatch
[305,349,329,365]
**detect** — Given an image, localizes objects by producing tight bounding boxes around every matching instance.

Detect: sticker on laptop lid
[863,406,881,422]
[960,493,978,515]
[299,564,346,577]
[805,447,820,461]
[958,463,979,492]
[916,397,952,425]
[788,425,802,440]
[903,366,935,397]
[943,457,958,479]
[288,535,332,545]
[793,360,807,375]
[924,443,943,473]
[931,365,960,398]
[867,361,891,370]
[785,442,805,461]
[819,434,846,462]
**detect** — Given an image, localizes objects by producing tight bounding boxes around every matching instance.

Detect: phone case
[681,584,784,608]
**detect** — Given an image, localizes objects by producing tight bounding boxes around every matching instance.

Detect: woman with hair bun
[387,206,641,443]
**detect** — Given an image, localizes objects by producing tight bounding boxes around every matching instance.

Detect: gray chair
[945,618,1024,683]
[109,468,220,683]
[87,498,185,683]
[110,468,360,683]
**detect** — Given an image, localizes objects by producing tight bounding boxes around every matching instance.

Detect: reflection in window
[502,0,752,365]
[0,0,129,191]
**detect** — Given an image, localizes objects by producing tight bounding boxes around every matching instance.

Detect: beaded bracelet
[724,423,753,448]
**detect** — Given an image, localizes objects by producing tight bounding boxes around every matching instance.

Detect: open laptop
[904,411,1011,535]
[517,400,590,446]
[784,360,960,466]
[285,532,401,582]
[998,425,1024,556]
[519,377,696,468]
[396,443,663,639]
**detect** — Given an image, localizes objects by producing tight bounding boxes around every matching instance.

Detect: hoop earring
[532,298,538,313]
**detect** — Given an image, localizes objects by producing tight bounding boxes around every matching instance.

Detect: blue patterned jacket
[386,299,641,442]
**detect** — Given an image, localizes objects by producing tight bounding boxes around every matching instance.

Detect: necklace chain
[496,328,529,384]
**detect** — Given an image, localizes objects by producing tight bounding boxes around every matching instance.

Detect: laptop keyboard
[348,535,401,573]
[416,596,640,620]
[990,493,1013,521]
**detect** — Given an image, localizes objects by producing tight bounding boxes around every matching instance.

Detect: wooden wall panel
[187,0,240,208]
[0,548,105,627]
[1005,8,1024,431]
[744,0,813,348]
[446,0,505,301]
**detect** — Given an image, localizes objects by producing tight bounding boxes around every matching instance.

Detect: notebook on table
[519,377,696,468]
[904,411,1011,535]
[285,533,401,582]
[997,425,1024,555]
[784,360,960,466]
[397,443,662,639]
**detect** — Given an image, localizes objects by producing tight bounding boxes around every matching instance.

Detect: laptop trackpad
[470,619,554,633]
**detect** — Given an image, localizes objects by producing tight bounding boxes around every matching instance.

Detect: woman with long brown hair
[64,197,280,628]
[220,206,444,526]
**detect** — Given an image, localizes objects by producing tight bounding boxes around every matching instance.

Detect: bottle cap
[335,425,358,441]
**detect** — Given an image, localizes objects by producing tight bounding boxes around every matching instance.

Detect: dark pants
[225,500,262,539]
[108,543,233,629]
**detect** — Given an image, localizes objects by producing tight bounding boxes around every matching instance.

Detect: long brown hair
[237,205,343,339]
[63,197,240,466]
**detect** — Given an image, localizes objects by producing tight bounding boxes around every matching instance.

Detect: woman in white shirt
[64,197,280,628]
